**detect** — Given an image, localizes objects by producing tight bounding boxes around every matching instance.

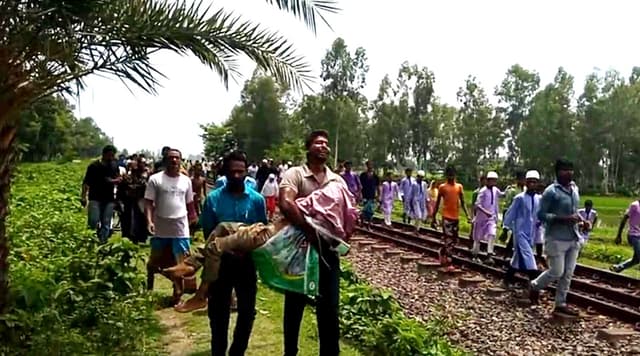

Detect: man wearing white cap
[408,170,429,231]
[503,170,542,286]
[472,171,503,262]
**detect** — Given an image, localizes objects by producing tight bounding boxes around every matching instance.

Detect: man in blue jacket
[200,150,267,356]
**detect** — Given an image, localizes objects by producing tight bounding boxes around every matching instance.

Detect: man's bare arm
[459,191,469,219]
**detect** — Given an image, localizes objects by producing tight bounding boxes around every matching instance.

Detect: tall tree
[454,76,503,181]
[227,72,289,160]
[495,64,540,169]
[519,67,577,178]
[312,37,369,166]
[0,0,338,313]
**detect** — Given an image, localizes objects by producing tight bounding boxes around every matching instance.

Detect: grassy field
[151,275,362,355]
[384,190,640,278]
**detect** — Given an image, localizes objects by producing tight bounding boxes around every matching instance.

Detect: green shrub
[0,162,157,355]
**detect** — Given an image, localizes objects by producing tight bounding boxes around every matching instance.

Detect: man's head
[515,170,526,187]
[365,160,373,172]
[486,171,498,188]
[385,171,392,182]
[478,175,487,187]
[405,168,413,178]
[193,162,203,176]
[344,161,353,172]
[261,158,268,167]
[102,145,117,162]
[445,165,456,182]
[305,129,330,163]
[161,146,171,157]
[555,158,574,186]
[165,148,182,173]
[268,173,276,182]
[223,150,248,191]
[585,199,593,210]
[417,170,425,182]
[525,170,540,193]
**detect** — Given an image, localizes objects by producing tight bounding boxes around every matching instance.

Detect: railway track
[356,218,640,326]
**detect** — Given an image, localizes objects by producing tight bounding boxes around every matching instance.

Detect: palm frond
[265,0,339,34]
[3,0,331,100]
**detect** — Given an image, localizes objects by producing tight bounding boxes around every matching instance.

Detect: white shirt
[261,180,279,197]
[144,172,193,219]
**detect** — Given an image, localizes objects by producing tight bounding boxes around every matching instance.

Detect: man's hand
[148,222,155,235]
[80,197,87,207]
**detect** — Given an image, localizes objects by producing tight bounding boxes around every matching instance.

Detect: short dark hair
[585,199,593,206]
[344,161,352,166]
[305,129,329,150]
[445,165,456,176]
[515,170,526,180]
[102,145,116,155]
[222,150,248,175]
[555,158,574,174]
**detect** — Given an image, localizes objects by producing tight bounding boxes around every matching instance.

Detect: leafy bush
[0,162,157,355]
[339,262,465,356]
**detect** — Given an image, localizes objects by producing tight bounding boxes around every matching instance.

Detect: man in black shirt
[153,146,171,173]
[359,160,380,229]
[256,159,270,191]
[82,145,122,243]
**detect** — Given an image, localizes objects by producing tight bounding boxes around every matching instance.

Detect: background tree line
[17,95,113,162]
[201,37,640,194]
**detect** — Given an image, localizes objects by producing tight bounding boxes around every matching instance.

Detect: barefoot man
[191,162,207,216]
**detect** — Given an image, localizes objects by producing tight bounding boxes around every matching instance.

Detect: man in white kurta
[399,168,414,224]
[472,171,502,261]
[380,172,400,226]
[503,170,542,286]
[409,170,429,231]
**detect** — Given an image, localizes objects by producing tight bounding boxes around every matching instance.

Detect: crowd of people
[80,131,640,355]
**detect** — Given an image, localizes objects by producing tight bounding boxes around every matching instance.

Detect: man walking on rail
[409,170,429,232]
[610,199,640,273]
[279,129,345,356]
[341,161,362,202]
[380,171,400,226]
[529,159,586,316]
[359,160,380,230]
[499,171,526,255]
[472,171,502,264]
[200,150,267,356]
[502,170,542,287]
[399,168,414,225]
[82,145,122,244]
[430,165,470,265]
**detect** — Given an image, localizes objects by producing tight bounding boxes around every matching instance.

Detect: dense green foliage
[17,95,112,162]
[202,37,640,191]
[0,162,156,355]
[340,262,464,356]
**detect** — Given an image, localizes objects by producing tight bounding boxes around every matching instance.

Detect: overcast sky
[74,0,640,156]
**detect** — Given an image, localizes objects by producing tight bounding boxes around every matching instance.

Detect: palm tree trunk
[0,119,18,314]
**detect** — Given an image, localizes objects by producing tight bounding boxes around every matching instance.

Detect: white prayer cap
[525,170,540,180]
[417,170,425,177]
[268,173,276,179]
[487,171,499,179]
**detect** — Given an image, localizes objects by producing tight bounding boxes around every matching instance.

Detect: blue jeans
[531,239,581,307]
[614,235,640,271]
[88,200,115,244]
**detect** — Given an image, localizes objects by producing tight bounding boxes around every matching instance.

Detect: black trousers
[283,248,340,356]
[208,253,257,356]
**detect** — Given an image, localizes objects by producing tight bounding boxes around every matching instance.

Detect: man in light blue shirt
[529,159,586,317]
[200,150,267,356]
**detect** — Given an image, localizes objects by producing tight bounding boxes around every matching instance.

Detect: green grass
[151,276,362,355]
[383,190,640,278]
